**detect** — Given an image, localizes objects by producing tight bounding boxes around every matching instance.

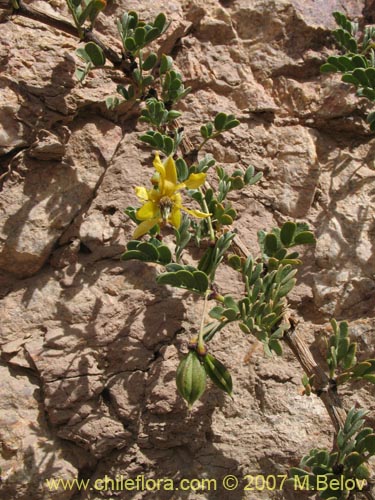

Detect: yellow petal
[153,152,167,193]
[183,173,207,189]
[153,152,165,178]
[136,201,159,220]
[169,206,181,229]
[164,156,177,186]
[133,218,159,239]
[171,192,182,206]
[181,205,210,218]
[135,186,149,201]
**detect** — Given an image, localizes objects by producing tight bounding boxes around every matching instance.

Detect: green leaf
[176,351,206,408]
[167,110,181,121]
[244,166,254,183]
[337,337,350,361]
[353,68,370,87]
[320,63,338,73]
[269,339,282,356]
[105,96,121,110]
[203,353,233,396]
[175,270,196,289]
[117,83,134,100]
[280,222,296,247]
[76,47,91,63]
[137,241,159,260]
[352,55,368,69]
[153,132,165,149]
[134,26,146,46]
[327,56,347,72]
[75,67,88,82]
[214,112,227,131]
[230,176,244,190]
[145,27,160,43]
[175,158,189,182]
[142,52,158,70]
[121,241,172,265]
[200,125,209,139]
[356,433,375,454]
[342,73,360,86]
[209,306,225,320]
[354,464,370,480]
[157,245,173,264]
[293,231,315,245]
[337,56,355,71]
[220,214,234,225]
[247,171,262,185]
[264,233,279,255]
[121,250,147,261]
[277,278,296,298]
[160,54,173,74]
[142,75,154,87]
[139,133,156,147]
[365,67,375,88]
[227,254,242,271]
[84,41,106,66]
[78,1,99,26]
[355,427,373,444]
[193,271,209,293]
[164,136,174,156]
[352,361,372,377]
[124,37,137,52]
[156,267,208,293]
[127,11,138,30]
[153,12,167,33]
[224,119,240,130]
[362,87,375,101]
[239,323,250,334]
[222,308,238,321]
[223,295,239,311]
[344,452,364,469]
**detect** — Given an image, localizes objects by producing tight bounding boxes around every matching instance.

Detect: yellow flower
[133,153,209,239]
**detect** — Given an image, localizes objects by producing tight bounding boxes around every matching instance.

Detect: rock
[0,362,84,500]
[1,0,375,499]
[0,79,29,155]
[57,414,132,458]
[28,128,70,161]
[257,125,319,217]
[0,118,122,277]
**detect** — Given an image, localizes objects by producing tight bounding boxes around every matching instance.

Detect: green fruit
[176,351,206,408]
[203,353,233,396]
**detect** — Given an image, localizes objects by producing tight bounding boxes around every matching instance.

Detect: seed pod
[203,353,233,396]
[176,351,206,408]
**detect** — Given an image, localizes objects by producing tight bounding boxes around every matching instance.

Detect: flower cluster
[133,153,209,238]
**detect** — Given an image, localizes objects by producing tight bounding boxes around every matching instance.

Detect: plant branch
[283,316,346,431]
[197,291,209,352]
[10,0,124,67]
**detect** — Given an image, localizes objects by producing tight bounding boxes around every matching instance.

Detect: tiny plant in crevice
[292,320,375,498]
[7,2,375,498]
[321,11,375,130]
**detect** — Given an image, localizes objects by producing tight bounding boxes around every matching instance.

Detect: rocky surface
[1,0,375,499]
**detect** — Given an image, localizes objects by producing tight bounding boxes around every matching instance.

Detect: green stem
[199,188,215,242]
[197,131,222,152]
[138,50,144,95]
[65,0,83,38]
[197,290,210,352]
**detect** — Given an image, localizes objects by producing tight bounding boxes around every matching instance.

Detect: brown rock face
[1,0,375,499]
